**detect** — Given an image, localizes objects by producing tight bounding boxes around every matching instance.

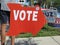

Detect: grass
[16,24,60,38]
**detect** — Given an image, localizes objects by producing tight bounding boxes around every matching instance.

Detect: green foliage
[38,0,60,8]
[37,24,60,37]
[53,0,60,7]
[16,24,60,38]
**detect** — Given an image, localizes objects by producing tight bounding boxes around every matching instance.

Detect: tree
[46,0,60,8]
[53,0,60,7]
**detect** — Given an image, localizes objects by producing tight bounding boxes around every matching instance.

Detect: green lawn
[16,24,60,38]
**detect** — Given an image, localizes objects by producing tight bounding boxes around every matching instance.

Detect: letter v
[13,10,19,20]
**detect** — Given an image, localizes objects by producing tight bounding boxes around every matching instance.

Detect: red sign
[6,3,47,36]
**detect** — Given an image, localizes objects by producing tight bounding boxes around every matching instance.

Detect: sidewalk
[0,36,60,45]
[14,36,60,45]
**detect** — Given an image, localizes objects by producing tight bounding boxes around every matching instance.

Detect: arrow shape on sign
[6,3,47,36]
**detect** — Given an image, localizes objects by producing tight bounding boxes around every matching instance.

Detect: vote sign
[6,3,47,36]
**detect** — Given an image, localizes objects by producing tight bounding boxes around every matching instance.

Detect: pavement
[0,36,60,45]
[0,36,1,45]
